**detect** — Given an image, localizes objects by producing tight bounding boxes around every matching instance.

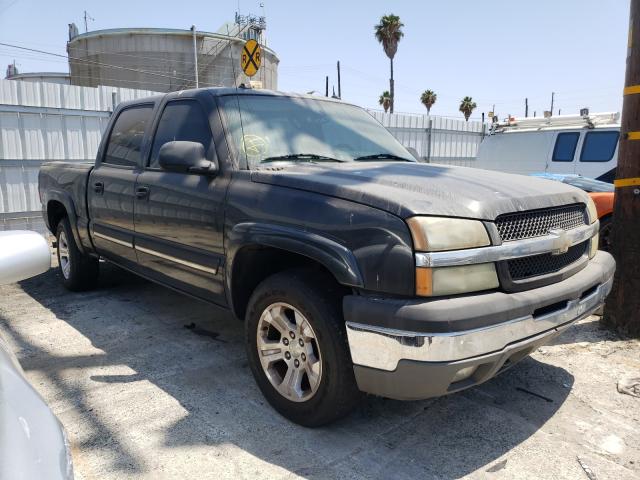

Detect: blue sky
[0,0,629,120]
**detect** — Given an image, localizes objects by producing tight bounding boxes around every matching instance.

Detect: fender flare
[43,189,86,255]
[225,222,364,305]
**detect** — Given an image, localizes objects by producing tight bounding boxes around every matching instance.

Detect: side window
[149,100,213,168]
[580,131,620,162]
[552,132,580,162]
[104,105,153,167]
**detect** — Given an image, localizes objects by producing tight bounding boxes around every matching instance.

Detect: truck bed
[38,161,94,235]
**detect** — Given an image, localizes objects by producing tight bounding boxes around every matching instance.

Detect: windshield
[563,176,614,192]
[218,95,414,168]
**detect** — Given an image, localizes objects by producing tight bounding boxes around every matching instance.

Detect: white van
[474,113,620,182]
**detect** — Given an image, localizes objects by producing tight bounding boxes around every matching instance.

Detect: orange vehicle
[532,174,615,250]
[589,191,614,249]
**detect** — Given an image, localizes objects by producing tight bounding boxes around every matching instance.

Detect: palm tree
[379,91,391,113]
[420,90,437,114]
[374,14,404,114]
[459,96,477,121]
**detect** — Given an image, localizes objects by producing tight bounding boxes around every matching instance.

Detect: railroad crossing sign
[241,39,261,77]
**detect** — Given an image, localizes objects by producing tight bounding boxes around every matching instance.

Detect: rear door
[88,104,154,267]
[133,97,228,304]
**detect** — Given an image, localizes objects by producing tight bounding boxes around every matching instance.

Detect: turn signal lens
[416,263,499,297]
[415,267,433,296]
[407,217,490,252]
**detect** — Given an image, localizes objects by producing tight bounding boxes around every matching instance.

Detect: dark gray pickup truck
[39,88,615,426]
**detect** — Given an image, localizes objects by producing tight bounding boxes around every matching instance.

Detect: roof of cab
[115,87,348,110]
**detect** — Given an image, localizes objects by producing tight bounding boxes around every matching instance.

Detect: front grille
[495,204,588,242]
[507,241,588,280]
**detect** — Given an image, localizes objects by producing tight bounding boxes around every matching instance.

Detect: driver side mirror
[158,141,217,175]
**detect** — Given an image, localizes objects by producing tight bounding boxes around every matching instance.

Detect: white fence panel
[369,109,487,166]
[83,86,102,111]
[1,79,163,232]
[44,115,66,159]
[0,80,18,104]
[40,82,62,109]
[61,84,84,110]
[17,82,41,107]
[0,112,22,158]
[22,114,46,158]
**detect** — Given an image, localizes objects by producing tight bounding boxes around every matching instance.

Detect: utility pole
[336,61,341,99]
[603,0,640,336]
[550,92,555,116]
[191,25,199,88]
[325,76,329,97]
[525,98,529,117]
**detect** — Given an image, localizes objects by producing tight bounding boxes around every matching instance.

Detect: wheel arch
[44,190,85,254]
[226,222,364,320]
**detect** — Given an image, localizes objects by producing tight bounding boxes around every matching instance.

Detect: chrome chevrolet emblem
[549,228,571,255]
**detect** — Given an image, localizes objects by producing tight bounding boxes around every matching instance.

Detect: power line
[0,41,210,86]
[65,44,199,68]
[0,48,202,78]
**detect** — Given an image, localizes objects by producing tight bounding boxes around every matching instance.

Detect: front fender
[226,222,365,289]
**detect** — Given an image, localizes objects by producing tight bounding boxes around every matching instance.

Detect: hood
[250,162,589,220]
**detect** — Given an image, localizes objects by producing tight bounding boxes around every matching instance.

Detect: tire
[245,269,361,427]
[56,217,99,291]
[599,216,613,252]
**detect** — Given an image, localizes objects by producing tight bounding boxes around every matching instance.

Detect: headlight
[416,264,499,296]
[408,217,496,296]
[407,217,490,251]
[586,197,598,224]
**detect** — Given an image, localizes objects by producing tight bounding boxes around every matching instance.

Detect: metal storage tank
[66,23,278,92]
[5,70,71,85]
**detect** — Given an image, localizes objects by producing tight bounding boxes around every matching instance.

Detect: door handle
[93,182,104,194]
[135,186,150,199]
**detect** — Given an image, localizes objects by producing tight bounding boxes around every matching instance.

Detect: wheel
[599,216,613,252]
[56,217,99,291]
[245,269,361,427]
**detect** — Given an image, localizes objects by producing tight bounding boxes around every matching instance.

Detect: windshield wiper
[261,154,345,163]
[354,153,414,162]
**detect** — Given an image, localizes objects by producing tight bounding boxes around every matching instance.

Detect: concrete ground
[0,259,639,480]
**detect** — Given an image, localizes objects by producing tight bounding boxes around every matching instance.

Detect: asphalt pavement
[0,259,638,480]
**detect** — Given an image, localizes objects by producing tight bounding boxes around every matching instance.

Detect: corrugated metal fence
[0,79,160,233]
[1,78,486,233]
[370,110,486,166]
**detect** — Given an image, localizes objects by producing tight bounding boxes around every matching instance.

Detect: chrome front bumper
[346,252,614,372]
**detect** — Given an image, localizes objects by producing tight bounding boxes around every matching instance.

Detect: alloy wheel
[58,230,71,280]
[256,302,322,402]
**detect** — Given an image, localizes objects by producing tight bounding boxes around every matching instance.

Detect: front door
[88,104,154,267]
[133,98,228,305]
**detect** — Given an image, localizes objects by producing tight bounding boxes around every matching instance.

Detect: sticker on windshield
[242,135,270,159]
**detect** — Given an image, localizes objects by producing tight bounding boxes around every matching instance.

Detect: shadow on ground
[3,263,576,479]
